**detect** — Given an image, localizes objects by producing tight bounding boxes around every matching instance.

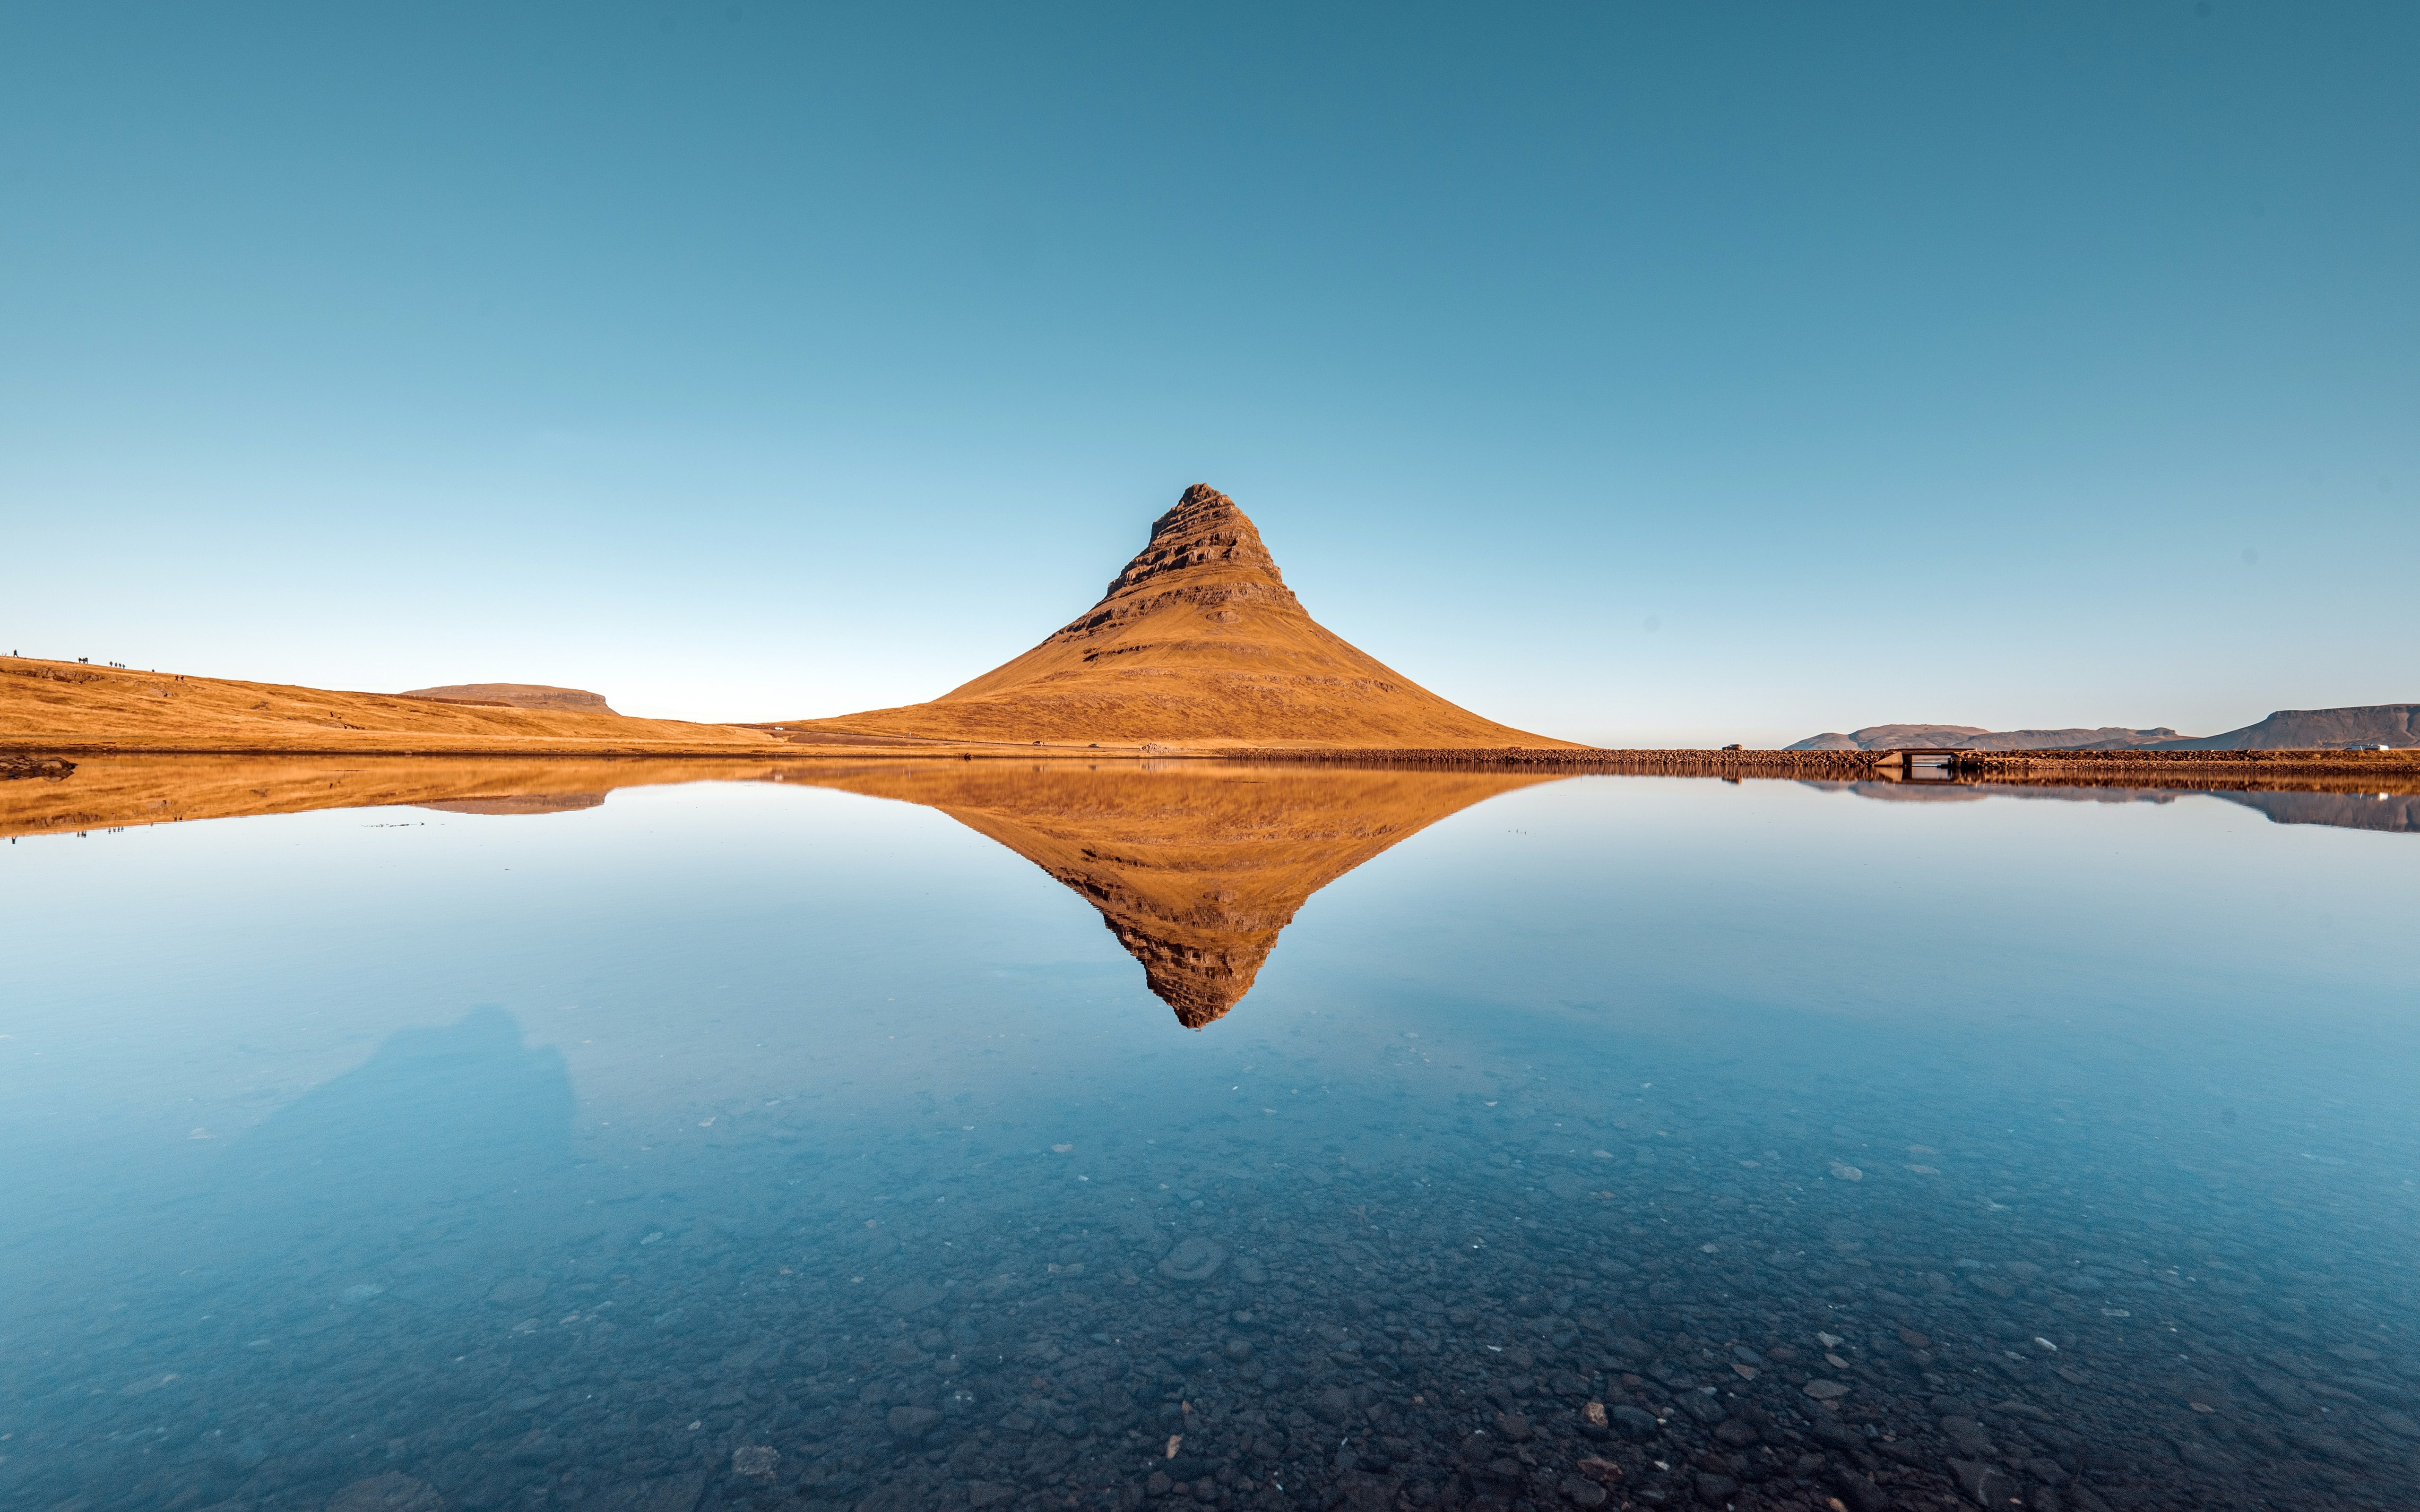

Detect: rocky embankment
[1946,749,2420,782]
[1229,747,2420,784]
[1230,749,1891,776]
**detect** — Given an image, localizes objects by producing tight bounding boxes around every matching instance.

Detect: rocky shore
[12,1040,2412,1512]
[1225,748,2420,784]
[1224,750,1885,777]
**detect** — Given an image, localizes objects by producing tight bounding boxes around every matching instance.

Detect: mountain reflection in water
[778,764,1557,1026]
[0,756,1556,1024]
[9,756,2418,1027]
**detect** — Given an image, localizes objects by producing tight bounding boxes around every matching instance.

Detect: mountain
[787,484,1571,749]
[2156,704,2418,750]
[1789,704,2418,752]
[399,683,617,714]
[1789,724,2180,752]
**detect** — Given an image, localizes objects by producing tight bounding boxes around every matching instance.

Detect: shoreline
[6,737,2416,779]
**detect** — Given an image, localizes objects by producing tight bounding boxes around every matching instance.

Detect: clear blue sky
[5,3,2413,745]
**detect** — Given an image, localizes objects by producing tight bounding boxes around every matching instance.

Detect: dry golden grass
[0,656,789,756]
[4,489,1570,756]
[0,754,791,838]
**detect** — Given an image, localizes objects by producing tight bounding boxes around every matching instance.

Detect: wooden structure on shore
[1867,746,1993,772]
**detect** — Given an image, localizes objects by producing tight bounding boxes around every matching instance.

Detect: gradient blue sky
[5,3,2413,745]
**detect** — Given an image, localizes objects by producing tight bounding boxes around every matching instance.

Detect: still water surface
[4,764,2417,1512]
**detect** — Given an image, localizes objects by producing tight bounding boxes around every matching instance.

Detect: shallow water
[3,764,2416,1512]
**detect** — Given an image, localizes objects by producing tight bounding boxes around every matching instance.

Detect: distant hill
[1789,704,2417,752]
[2157,704,2418,750]
[1789,723,2181,752]
[400,683,616,714]
[785,483,1571,748]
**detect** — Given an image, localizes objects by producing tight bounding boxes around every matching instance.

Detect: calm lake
[3,762,2416,1512]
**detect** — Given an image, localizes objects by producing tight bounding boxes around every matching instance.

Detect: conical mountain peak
[797,483,1571,749]
[1103,483,1290,599]
[1056,484,1300,641]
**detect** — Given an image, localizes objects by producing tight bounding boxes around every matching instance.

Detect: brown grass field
[1,655,794,756]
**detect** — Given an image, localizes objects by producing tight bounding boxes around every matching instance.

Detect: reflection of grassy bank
[0,755,795,840]
[1,754,1558,1027]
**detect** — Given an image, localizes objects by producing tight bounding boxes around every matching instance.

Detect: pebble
[1155,1235,1227,1282]
[886,1405,942,1440]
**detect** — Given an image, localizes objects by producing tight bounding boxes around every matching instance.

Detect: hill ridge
[1790,704,2417,753]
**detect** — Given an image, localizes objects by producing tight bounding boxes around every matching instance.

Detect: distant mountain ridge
[1790,704,2418,752]
[2164,704,2419,750]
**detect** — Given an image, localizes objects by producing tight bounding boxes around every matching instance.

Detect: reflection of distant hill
[2211,790,2420,833]
[411,793,606,816]
[1808,780,2420,833]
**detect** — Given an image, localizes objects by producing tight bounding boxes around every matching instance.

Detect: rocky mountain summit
[792,484,1565,748]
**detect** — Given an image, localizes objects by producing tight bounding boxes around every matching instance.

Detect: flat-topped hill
[400,683,617,713]
[2163,704,2418,750]
[1791,723,2183,752]
[786,484,1573,749]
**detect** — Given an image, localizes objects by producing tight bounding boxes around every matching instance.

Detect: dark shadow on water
[220,1005,577,1237]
